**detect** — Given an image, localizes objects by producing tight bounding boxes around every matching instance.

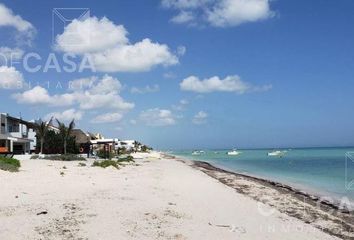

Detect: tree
[34,117,53,154]
[133,141,139,153]
[56,119,75,154]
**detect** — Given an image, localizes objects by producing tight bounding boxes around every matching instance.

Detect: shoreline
[164,154,354,239]
[1,152,352,239]
[169,154,353,210]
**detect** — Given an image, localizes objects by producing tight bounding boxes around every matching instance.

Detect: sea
[171,147,354,206]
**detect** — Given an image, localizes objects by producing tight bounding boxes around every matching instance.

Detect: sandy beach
[0,152,349,239]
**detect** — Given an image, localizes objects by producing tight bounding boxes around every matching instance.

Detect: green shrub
[97,149,116,159]
[43,154,86,161]
[0,157,21,172]
[37,130,79,154]
[117,155,135,163]
[92,160,119,169]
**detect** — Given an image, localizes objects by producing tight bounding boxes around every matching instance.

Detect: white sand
[0,153,338,239]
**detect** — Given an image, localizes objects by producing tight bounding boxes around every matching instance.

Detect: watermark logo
[0,8,95,73]
[345,152,354,190]
[52,8,90,46]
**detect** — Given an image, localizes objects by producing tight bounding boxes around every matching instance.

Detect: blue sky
[0,0,354,149]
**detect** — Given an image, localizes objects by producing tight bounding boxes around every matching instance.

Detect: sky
[0,0,354,150]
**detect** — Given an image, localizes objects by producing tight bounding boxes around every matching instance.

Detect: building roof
[70,129,90,144]
[6,115,35,128]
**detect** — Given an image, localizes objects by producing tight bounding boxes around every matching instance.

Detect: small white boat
[227,149,241,156]
[192,151,201,155]
[267,150,285,157]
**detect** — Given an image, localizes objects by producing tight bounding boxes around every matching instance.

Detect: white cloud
[55,16,179,72]
[12,86,75,106]
[0,47,24,62]
[207,0,274,27]
[139,108,176,126]
[91,112,123,123]
[0,3,35,44]
[131,84,160,94]
[193,111,208,124]
[45,108,83,122]
[13,86,51,104]
[162,0,274,27]
[171,11,195,24]
[177,45,187,56]
[180,75,272,93]
[77,93,133,110]
[55,17,128,54]
[172,99,189,111]
[13,75,134,111]
[180,99,189,105]
[90,39,178,72]
[68,76,96,91]
[0,66,25,89]
[162,0,211,9]
[0,3,34,32]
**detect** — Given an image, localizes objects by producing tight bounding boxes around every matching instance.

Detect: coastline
[165,153,354,239]
[0,152,351,239]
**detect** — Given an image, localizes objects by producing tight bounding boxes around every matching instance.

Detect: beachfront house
[71,129,92,145]
[0,113,36,154]
[117,140,136,151]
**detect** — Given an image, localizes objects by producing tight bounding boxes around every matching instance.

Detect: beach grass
[93,156,135,169]
[92,160,119,169]
[0,157,21,172]
[30,154,86,161]
[117,155,134,163]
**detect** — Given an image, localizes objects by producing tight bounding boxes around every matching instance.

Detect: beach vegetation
[118,155,134,163]
[117,146,128,155]
[35,130,78,154]
[141,145,152,152]
[34,117,53,154]
[97,149,116,159]
[0,157,21,172]
[92,160,119,169]
[56,119,76,155]
[41,154,86,161]
[78,162,86,167]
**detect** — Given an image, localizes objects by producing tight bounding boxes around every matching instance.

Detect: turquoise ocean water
[171,148,354,203]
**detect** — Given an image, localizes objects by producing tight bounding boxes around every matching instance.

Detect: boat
[192,150,201,155]
[267,150,285,157]
[227,149,241,156]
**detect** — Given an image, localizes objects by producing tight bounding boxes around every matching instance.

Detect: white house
[0,113,36,154]
[116,140,136,151]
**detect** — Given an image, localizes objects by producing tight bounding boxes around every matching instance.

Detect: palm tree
[56,119,75,155]
[34,117,53,154]
[133,141,139,153]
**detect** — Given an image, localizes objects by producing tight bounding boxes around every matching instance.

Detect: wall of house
[0,114,7,134]
[0,114,36,153]
[28,129,37,152]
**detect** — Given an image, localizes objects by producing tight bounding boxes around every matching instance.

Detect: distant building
[0,113,36,154]
[70,129,92,145]
[117,140,136,151]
